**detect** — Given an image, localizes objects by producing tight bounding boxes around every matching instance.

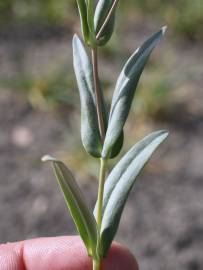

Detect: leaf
[85,0,96,45]
[42,155,99,259]
[98,130,168,256]
[94,0,118,46]
[86,0,94,33]
[102,100,124,159]
[73,34,101,158]
[102,27,167,158]
[75,0,89,43]
[73,34,123,158]
[110,129,124,158]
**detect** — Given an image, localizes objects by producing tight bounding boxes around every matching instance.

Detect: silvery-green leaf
[76,0,89,43]
[102,102,124,159]
[102,27,167,158]
[94,0,118,46]
[99,130,168,256]
[110,130,124,158]
[73,34,101,157]
[42,155,99,259]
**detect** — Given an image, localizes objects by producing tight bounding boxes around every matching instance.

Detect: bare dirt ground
[0,25,203,270]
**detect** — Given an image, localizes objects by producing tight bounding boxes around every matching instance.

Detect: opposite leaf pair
[42,130,168,259]
[73,27,167,159]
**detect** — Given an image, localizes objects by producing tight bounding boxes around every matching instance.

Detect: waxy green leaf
[75,0,89,43]
[110,129,124,158]
[99,130,168,256]
[73,34,101,158]
[101,100,124,159]
[94,0,118,46]
[102,27,167,158]
[86,0,96,44]
[42,155,99,259]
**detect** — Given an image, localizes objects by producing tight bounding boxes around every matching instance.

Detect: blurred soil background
[0,1,203,269]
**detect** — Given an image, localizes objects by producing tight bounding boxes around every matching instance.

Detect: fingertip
[0,237,139,270]
[0,242,24,270]
[23,236,91,270]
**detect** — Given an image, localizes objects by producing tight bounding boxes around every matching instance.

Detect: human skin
[0,236,139,270]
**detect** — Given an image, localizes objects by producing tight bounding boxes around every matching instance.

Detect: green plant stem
[96,0,120,40]
[91,48,105,142]
[96,158,107,231]
[93,258,101,270]
[93,158,107,270]
[92,43,107,270]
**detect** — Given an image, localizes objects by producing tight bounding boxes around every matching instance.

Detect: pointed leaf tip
[41,155,57,162]
[162,25,167,35]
